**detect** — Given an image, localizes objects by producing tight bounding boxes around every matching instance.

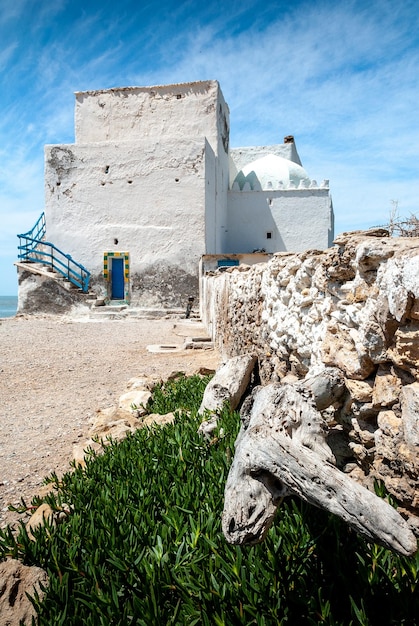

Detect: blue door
[111,257,125,299]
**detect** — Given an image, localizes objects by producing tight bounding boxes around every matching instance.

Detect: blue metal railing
[17,213,91,293]
[18,212,46,250]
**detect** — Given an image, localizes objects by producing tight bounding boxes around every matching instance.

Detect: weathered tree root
[222,383,417,556]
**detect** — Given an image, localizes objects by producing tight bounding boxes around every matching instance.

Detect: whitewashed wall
[204,141,217,254]
[212,93,230,254]
[75,81,224,146]
[44,81,230,307]
[226,188,333,252]
[44,138,207,306]
[42,78,333,307]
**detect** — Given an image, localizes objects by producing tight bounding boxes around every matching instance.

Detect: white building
[37,80,333,308]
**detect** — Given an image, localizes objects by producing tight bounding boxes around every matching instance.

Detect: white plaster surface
[45,138,207,276]
[227,189,333,253]
[43,80,234,305]
[229,142,302,186]
[75,81,229,156]
[41,79,333,306]
[234,154,311,190]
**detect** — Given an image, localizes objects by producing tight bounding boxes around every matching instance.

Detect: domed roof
[233,153,311,190]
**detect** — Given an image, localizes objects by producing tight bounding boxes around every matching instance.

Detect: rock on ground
[0,559,48,626]
[0,316,219,528]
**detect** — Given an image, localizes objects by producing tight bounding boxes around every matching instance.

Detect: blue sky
[1,0,418,295]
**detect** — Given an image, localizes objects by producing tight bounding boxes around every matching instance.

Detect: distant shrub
[380,201,419,237]
[0,375,418,625]
[387,213,419,237]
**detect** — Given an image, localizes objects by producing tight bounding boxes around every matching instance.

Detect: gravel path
[0,315,219,528]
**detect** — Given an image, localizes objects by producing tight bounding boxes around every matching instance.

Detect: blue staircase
[17,212,91,293]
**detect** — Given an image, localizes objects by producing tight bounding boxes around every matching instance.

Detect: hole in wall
[176,94,182,99]
[56,182,61,186]
[104,165,110,174]
[114,238,118,245]
[175,178,180,183]
[127,180,133,184]
[266,232,272,239]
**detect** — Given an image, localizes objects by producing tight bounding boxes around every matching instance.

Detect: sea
[0,296,18,318]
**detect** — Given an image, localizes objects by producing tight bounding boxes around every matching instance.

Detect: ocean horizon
[0,295,18,318]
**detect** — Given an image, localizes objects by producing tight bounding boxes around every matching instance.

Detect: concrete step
[184,339,214,350]
[89,306,189,319]
[88,306,205,323]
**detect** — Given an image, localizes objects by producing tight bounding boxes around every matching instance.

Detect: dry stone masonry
[201,230,419,541]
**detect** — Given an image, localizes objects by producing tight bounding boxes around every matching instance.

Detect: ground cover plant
[0,374,418,625]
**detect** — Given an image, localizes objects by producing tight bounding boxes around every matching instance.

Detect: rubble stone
[201,231,419,530]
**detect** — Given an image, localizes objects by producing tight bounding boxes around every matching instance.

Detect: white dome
[233,153,311,190]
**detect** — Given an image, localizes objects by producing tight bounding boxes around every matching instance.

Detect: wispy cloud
[0,41,18,71]
[0,0,418,293]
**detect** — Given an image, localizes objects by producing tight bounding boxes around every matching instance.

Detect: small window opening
[104,165,110,174]
[114,238,118,245]
[266,232,272,239]
[218,259,239,268]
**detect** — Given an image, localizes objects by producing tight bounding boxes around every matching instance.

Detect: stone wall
[201,230,419,530]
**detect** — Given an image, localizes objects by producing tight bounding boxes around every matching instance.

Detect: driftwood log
[198,354,256,437]
[222,382,417,556]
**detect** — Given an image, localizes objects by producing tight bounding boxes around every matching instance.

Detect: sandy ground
[0,314,219,529]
